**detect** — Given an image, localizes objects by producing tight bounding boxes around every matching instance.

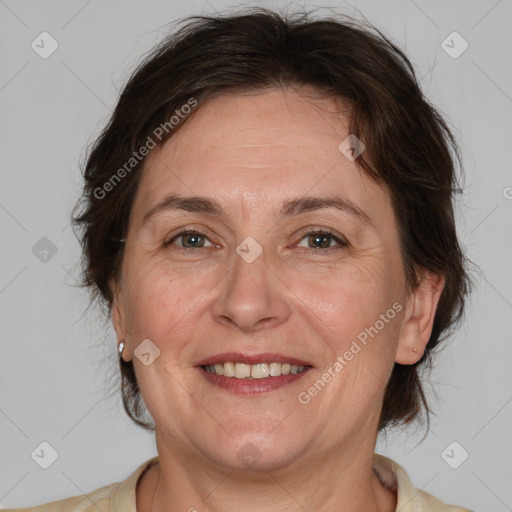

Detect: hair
[71,7,472,433]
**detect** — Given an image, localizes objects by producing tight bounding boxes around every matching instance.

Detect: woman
[6,8,473,512]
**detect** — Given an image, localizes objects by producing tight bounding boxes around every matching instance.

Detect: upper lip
[195,352,313,367]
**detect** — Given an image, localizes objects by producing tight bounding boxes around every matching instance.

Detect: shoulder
[415,489,474,512]
[1,456,159,512]
[0,482,115,512]
[372,453,474,512]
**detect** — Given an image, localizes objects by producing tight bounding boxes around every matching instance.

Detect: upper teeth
[203,362,307,379]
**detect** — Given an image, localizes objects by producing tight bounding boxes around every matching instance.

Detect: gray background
[1,1,511,510]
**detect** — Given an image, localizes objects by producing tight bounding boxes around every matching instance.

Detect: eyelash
[163,228,348,252]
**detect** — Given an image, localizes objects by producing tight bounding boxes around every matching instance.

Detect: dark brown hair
[71,8,472,433]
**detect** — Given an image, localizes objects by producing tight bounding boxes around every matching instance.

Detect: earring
[118,340,125,356]
[412,347,418,353]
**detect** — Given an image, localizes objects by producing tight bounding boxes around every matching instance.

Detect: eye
[296,229,348,250]
[164,229,215,249]
[163,228,348,251]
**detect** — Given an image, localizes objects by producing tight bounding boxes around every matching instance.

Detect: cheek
[300,256,400,328]
[122,262,198,343]
[290,254,403,386]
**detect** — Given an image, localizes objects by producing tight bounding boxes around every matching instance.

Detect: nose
[211,249,291,332]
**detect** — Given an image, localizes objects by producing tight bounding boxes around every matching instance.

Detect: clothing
[2,453,473,511]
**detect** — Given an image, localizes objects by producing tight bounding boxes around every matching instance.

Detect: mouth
[202,362,308,378]
[195,352,313,394]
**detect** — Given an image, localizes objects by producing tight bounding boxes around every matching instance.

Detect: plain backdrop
[1,1,511,510]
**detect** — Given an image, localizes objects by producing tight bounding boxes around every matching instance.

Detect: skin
[111,86,445,512]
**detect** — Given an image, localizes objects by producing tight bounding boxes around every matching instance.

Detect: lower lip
[197,366,311,394]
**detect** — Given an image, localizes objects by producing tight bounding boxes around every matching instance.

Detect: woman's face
[112,87,430,471]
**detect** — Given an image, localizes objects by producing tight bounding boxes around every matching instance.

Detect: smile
[203,362,308,379]
[195,352,313,394]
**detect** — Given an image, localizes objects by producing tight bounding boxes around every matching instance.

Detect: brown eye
[296,230,347,250]
[308,233,332,249]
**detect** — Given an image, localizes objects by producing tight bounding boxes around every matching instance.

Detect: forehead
[131,87,393,226]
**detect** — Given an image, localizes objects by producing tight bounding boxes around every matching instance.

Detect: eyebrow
[142,194,372,226]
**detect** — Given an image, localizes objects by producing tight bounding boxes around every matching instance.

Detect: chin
[199,430,308,472]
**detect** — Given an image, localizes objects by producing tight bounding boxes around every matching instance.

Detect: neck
[139,430,397,512]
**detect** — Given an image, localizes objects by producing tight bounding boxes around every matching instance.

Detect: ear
[395,270,445,365]
[110,278,127,353]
